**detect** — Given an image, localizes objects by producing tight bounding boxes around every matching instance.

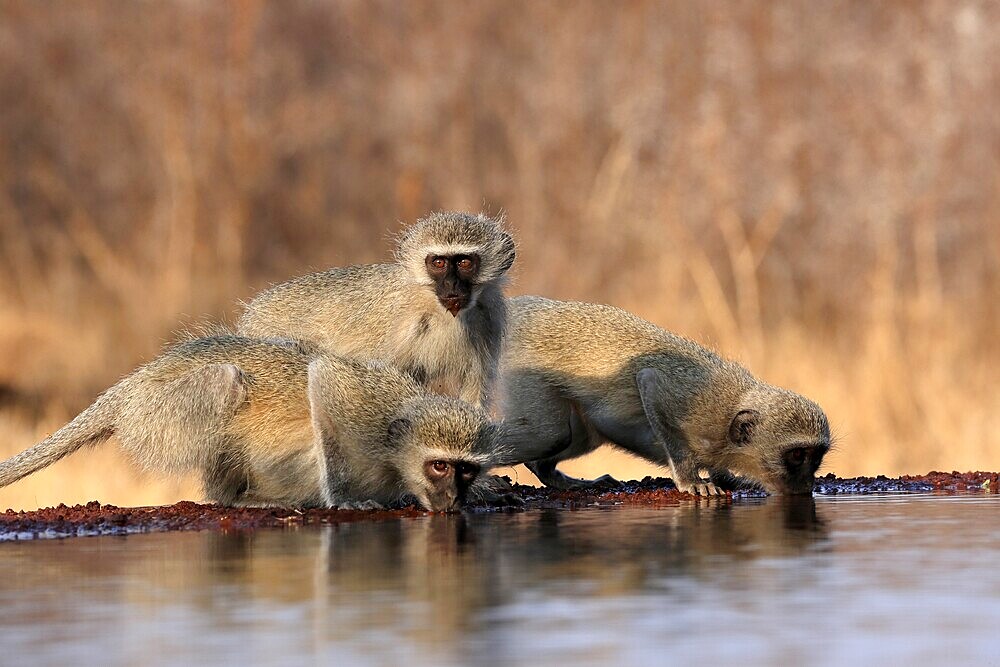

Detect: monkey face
[730,439,829,495]
[389,396,494,510]
[725,443,828,495]
[425,254,481,316]
[420,459,482,511]
[765,444,829,494]
[726,407,830,495]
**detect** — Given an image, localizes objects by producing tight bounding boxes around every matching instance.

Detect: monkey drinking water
[496,297,831,495]
[0,336,498,511]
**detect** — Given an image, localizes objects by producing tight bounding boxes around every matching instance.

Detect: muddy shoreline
[2,471,996,541]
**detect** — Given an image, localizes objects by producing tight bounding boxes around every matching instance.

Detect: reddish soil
[1,471,995,540]
[0,500,428,540]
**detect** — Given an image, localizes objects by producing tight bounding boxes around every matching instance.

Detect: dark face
[777,444,828,494]
[423,459,481,511]
[727,409,830,495]
[425,254,480,316]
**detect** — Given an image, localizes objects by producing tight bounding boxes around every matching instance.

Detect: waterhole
[0,494,996,665]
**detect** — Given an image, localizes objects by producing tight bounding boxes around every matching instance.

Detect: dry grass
[0,1,997,510]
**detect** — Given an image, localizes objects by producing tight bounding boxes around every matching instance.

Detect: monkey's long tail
[0,390,119,488]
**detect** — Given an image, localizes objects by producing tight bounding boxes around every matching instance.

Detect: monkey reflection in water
[0,498,828,662]
[200,496,827,625]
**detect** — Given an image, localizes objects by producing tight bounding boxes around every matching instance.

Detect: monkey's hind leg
[116,362,248,476]
[202,442,251,506]
[526,460,618,490]
[495,372,583,465]
[526,407,618,490]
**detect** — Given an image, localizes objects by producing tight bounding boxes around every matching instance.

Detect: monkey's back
[503,296,758,421]
[133,337,314,461]
[135,336,429,504]
[507,296,723,377]
[237,264,412,357]
[319,358,425,447]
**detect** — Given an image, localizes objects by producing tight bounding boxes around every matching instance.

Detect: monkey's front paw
[479,474,516,491]
[470,475,525,506]
[674,480,725,496]
[696,482,724,496]
[709,471,765,493]
[472,488,525,507]
[334,500,385,511]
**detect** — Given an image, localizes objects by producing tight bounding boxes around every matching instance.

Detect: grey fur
[496,297,831,495]
[0,336,500,509]
[237,211,515,407]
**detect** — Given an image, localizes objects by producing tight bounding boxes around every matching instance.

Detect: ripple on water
[0,494,996,666]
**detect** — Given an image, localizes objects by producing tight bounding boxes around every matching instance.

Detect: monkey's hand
[670,462,726,496]
[469,475,525,507]
[673,479,725,496]
[708,470,765,493]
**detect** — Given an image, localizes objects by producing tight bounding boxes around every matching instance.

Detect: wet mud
[1,470,996,540]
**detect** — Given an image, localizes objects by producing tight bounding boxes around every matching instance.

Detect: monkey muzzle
[767,476,816,495]
[425,487,463,512]
[783,480,816,495]
[439,296,468,317]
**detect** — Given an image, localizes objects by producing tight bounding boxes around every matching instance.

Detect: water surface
[0,495,997,666]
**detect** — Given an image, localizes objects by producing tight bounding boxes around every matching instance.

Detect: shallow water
[0,495,997,666]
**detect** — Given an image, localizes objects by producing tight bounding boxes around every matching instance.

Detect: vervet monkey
[497,297,831,496]
[0,337,498,511]
[238,211,515,408]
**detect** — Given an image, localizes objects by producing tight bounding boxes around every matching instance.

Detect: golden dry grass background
[0,1,997,510]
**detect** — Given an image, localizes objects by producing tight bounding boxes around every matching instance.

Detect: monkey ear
[728,410,760,446]
[387,418,412,445]
[496,233,516,275]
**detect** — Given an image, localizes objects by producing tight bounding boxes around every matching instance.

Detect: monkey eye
[455,255,480,275]
[457,463,480,481]
[428,256,448,270]
[427,460,451,479]
[786,448,807,466]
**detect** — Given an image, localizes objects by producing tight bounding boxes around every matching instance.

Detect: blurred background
[0,1,996,510]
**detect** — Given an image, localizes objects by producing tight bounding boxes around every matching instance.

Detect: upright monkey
[497,297,831,495]
[238,212,515,408]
